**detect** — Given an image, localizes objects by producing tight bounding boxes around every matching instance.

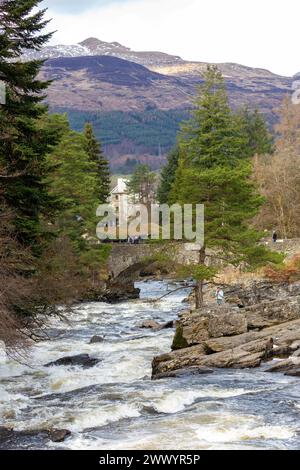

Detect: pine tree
[47,129,99,250]
[158,146,180,204]
[171,66,281,308]
[178,65,248,171]
[240,107,274,156]
[0,0,57,246]
[127,164,157,209]
[84,122,110,204]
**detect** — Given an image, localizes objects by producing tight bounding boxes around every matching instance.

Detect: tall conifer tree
[171,66,281,307]
[0,0,58,246]
[84,122,110,204]
[158,146,180,204]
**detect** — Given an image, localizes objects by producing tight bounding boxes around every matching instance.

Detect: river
[0,280,299,450]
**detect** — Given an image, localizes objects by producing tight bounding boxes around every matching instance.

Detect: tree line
[0,0,110,348]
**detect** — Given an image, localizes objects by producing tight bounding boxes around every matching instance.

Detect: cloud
[43,0,299,76]
[42,0,120,14]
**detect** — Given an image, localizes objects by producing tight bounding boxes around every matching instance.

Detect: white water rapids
[0,280,299,450]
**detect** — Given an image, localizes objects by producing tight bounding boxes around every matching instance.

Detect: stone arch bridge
[107,243,201,280]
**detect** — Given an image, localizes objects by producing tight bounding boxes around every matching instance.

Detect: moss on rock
[172,325,189,351]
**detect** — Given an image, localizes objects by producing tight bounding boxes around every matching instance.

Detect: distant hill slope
[30,38,294,172]
[41,53,292,115]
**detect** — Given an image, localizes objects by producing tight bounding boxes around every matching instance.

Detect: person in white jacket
[216,287,224,306]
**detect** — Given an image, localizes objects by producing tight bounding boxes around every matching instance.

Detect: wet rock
[153,366,214,380]
[0,427,71,450]
[140,320,161,330]
[272,345,294,358]
[139,319,174,332]
[35,384,101,402]
[266,359,294,373]
[161,321,175,329]
[266,357,300,373]
[291,340,300,350]
[45,354,100,369]
[49,429,71,442]
[285,368,300,377]
[89,335,104,344]
[153,343,208,375]
[102,280,140,303]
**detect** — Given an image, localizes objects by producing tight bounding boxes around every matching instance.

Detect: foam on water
[195,423,295,443]
[150,387,257,414]
[0,280,299,449]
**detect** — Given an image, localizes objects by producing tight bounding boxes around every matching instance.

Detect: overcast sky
[42,0,299,77]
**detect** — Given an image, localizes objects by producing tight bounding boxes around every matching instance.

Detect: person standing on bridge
[272,230,278,243]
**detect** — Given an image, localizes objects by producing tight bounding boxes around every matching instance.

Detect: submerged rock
[49,429,71,443]
[89,335,104,344]
[0,427,71,449]
[139,320,175,331]
[285,368,300,377]
[140,320,161,330]
[45,354,100,369]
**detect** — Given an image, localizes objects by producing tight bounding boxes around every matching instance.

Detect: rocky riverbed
[152,281,300,378]
[1,281,300,450]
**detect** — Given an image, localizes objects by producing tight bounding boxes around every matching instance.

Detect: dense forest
[0,0,111,349]
[53,107,190,172]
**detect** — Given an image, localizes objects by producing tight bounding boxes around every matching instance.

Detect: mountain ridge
[23,37,295,172]
[23,36,295,78]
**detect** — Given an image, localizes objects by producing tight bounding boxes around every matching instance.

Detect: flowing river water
[0,280,300,450]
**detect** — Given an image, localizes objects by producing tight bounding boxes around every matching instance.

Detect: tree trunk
[195,280,203,309]
[195,247,206,309]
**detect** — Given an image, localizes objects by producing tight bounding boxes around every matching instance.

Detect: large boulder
[208,312,247,338]
[172,306,248,350]
[245,297,300,329]
[98,280,140,303]
[45,354,100,369]
[89,335,104,344]
[152,337,273,378]
[205,319,300,354]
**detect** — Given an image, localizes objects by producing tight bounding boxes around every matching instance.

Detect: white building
[109,178,133,226]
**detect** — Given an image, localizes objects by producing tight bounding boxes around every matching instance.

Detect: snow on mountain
[21,37,183,68]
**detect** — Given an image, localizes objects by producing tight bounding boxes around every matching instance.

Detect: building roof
[111,178,129,195]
